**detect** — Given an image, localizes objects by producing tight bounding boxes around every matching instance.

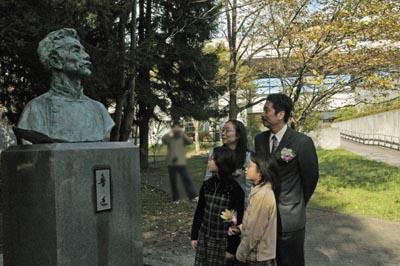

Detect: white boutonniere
[278,147,296,163]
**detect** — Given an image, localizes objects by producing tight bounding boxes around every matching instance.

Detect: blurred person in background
[162,122,198,203]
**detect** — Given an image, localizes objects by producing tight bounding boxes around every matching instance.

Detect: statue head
[37,28,92,77]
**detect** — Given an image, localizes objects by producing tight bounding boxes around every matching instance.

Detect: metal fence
[340,130,400,151]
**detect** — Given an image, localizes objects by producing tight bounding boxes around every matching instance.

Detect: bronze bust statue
[16,28,114,143]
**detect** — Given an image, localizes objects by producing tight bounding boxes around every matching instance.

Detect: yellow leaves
[346,39,357,48]
[305,76,324,86]
[311,69,319,76]
[220,209,234,222]
[304,70,324,86]
[363,73,395,90]
[85,13,98,30]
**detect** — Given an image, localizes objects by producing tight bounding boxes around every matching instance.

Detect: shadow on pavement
[306,207,400,266]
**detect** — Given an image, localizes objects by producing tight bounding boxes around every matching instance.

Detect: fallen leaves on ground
[141,183,196,250]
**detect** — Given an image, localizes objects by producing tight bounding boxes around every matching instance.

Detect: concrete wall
[332,109,400,138]
[304,109,400,150]
[308,127,341,150]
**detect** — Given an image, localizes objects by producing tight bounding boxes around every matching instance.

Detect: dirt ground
[142,183,196,265]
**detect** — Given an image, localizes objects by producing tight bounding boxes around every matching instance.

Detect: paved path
[143,207,400,266]
[142,208,400,265]
[2,210,398,266]
[340,138,400,167]
[306,208,400,266]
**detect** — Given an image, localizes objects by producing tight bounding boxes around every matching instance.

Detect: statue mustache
[79,61,92,69]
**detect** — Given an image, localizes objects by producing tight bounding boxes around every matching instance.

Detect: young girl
[191,146,245,265]
[232,152,278,265]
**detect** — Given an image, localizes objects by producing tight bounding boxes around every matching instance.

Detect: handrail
[340,130,400,151]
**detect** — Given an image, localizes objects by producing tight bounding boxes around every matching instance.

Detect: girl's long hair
[224,119,247,169]
[213,146,237,179]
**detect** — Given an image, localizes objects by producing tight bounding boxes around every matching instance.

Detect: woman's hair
[224,119,247,169]
[249,152,279,188]
[213,146,237,178]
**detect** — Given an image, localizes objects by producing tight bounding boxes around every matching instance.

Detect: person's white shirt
[269,124,287,153]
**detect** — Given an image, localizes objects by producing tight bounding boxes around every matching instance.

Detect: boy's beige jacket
[236,183,277,262]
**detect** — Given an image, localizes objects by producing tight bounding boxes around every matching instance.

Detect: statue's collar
[50,78,84,99]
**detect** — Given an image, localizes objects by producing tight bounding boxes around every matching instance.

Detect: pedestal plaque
[94,167,112,212]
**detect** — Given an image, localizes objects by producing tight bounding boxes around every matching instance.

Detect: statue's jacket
[17,87,115,142]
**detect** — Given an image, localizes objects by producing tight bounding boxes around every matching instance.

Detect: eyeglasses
[221,128,235,133]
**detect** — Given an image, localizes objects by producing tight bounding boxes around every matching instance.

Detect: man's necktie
[271,135,278,153]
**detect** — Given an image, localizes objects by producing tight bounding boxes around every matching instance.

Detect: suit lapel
[274,127,293,155]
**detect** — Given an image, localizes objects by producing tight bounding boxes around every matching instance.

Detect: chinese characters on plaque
[95,168,112,212]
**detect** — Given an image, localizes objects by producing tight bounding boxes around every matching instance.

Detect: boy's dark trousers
[168,165,197,201]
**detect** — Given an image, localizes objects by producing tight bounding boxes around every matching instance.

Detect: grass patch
[309,149,400,221]
[147,155,208,184]
[142,147,400,242]
[149,142,217,158]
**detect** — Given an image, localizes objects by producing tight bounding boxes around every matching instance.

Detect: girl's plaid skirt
[194,234,276,266]
[238,259,276,266]
[195,234,227,265]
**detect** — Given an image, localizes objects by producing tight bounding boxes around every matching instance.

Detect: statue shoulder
[17,92,54,134]
[24,92,53,109]
[83,96,108,112]
[19,92,55,121]
[83,96,115,131]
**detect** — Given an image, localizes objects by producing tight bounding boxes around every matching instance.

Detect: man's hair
[266,93,293,123]
[37,28,80,70]
[213,146,237,178]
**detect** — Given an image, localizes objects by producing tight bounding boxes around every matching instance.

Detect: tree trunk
[110,1,137,141]
[228,76,237,119]
[110,94,124,140]
[136,69,153,169]
[136,0,153,169]
[192,118,200,152]
[119,0,138,141]
[226,0,238,120]
[133,125,139,145]
[120,79,136,141]
[138,111,151,169]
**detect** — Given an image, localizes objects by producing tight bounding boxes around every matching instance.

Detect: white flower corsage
[279,147,296,163]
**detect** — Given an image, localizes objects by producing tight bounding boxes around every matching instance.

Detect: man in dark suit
[254,93,319,266]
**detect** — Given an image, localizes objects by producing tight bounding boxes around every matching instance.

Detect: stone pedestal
[1,142,142,266]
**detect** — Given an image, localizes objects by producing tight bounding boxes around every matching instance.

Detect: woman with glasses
[204,119,252,206]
